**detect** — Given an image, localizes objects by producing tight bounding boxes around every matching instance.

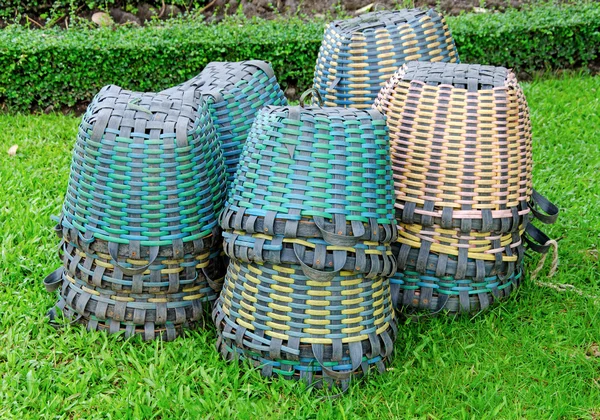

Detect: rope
[530,239,559,279]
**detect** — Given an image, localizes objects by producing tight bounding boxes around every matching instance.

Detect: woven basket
[163,61,288,183]
[390,263,524,314]
[213,260,397,389]
[220,91,397,275]
[58,84,226,262]
[374,62,533,232]
[373,62,561,314]
[45,82,227,339]
[53,266,221,341]
[222,231,397,278]
[59,241,225,294]
[313,8,459,109]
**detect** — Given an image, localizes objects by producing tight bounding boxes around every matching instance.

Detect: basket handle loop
[313,216,364,246]
[292,243,345,281]
[108,242,159,276]
[530,189,559,225]
[43,267,64,293]
[299,88,323,108]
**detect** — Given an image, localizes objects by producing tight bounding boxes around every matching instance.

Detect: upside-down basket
[314,8,459,109]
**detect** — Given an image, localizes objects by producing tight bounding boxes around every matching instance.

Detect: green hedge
[1,3,599,112]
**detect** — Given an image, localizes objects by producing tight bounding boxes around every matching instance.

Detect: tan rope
[530,239,559,279]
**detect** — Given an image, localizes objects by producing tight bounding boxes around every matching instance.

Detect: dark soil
[3,0,577,28]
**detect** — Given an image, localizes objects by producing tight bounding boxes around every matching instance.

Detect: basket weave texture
[45,80,229,340]
[313,8,459,109]
[374,62,537,314]
[220,101,398,277]
[215,95,398,387]
[164,60,288,184]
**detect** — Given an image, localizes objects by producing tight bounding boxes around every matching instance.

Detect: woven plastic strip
[59,241,226,294]
[58,84,226,261]
[374,62,533,232]
[390,262,524,314]
[395,222,526,280]
[222,231,396,279]
[221,103,397,244]
[163,61,288,183]
[212,260,397,389]
[49,263,225,341]
[314,8,459,109]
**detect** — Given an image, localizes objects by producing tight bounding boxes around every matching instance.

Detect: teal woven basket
[164,60,288,184]
[45,82,228,340]
[219,90,397,279]
[313,8,459,109]
[58,84,226,262]
[213,260,397,389]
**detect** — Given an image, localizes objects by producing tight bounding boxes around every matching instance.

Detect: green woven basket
[213,260,397,389]
[58,84,226,263]
[163,60,288,184]
[219,90,397,278]
[313,8,459,109]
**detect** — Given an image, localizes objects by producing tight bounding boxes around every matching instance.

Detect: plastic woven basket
[163,61,288,183]
[374,62,533,231]
[314,8,459,109]
[59,241,225,294]
[220,91,397,276]
[52,264,223,341]
[374,62,559,314]
[222,231,397,278]
[213,260,397,389]
[45,82,228,340]
[58,84,226,261]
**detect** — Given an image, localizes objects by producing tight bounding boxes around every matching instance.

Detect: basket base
[391,264,524,315]
[212,301,397,390]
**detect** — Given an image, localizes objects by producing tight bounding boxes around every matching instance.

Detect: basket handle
[108,242,159,276]
[313,216,365,246]
[292,243,345,281]
[299,88,323,108]
[530,189,559,225]
[43,267,64,293]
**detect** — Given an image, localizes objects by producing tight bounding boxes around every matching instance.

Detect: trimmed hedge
[1,3,599,112]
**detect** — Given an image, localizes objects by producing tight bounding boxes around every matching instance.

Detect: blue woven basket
[313,8,459,109]
[164,61,288,184]
[58,84,226,261]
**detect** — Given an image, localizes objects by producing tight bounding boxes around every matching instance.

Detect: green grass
[1,74,599,419]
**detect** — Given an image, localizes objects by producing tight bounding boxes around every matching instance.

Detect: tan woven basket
[375,62,533,232]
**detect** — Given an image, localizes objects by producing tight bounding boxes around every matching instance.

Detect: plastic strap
[107,242,159,276]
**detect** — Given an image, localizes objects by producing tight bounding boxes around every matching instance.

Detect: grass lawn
[0,73,599,419]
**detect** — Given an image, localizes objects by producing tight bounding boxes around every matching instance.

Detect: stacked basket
[163,60,288,184]
[44,83,227,340]
[313,8,459,109]
[374,62,559,314]
[213,90,398,388]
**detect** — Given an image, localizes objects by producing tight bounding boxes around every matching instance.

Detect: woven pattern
[314,8,459,109]
[220,101,397,277]
[215,95,397,387]
[374,62,536,314]
[60,84,226,255]
[375,62,533,230]
[45,81,228,340]
[213,261,396,388]
[164,61,287,183]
